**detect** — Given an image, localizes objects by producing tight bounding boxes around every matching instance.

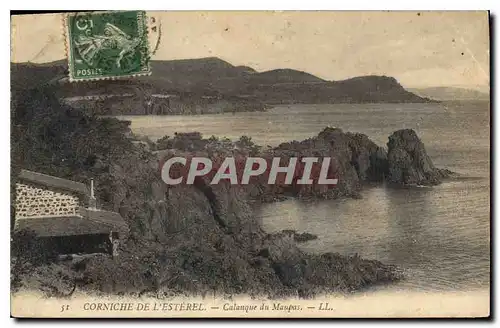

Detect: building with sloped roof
[14,170,128,256]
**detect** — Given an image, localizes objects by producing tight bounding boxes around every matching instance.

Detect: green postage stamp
[65,11,151,81]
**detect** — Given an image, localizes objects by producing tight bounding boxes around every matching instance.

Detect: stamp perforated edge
[63,11,153,83]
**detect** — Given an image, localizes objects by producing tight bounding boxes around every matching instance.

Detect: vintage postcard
[10,11,490,318]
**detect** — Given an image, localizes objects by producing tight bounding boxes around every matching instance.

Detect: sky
[11,11,490,90]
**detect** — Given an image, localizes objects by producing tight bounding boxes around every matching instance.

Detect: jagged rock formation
[14,86,463,299]
[11,89,403,298]
[386,129,449,186]
[247,127,388,201]
[13,171,403,298]
[152,127,450,203]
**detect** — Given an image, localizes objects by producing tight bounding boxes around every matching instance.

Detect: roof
[79,207,129,234]
[14,207,129,238]
[18,170,89,195]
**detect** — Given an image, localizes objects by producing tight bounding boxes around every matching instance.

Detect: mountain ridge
[11,57,434,115]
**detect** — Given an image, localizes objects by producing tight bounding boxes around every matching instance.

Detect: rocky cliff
[11,88,404,298]
[151,126,451,203]
[245,127,388,201]
[386,129,451,186]
[11,83,454,298]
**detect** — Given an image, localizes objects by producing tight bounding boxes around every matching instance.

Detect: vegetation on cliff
[11,87,404,299]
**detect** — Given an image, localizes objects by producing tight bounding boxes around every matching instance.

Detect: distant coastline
[408,87,489,101]
[12,57,435,116]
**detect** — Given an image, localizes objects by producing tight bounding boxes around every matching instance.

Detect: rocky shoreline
[11,88,453,299]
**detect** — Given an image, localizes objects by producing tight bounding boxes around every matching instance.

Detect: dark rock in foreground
[387,129,450,186]
[14,89,456,299]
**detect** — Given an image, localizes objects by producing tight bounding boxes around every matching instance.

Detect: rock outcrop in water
[246,127,389,201]
[12,87,455,299]
[152,127,449,202]
[11,88,403,299]
[386,129,450,186]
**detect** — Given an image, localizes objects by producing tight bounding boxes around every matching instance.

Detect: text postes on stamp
[65,11,151,81]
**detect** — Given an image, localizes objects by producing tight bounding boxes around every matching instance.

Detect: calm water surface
[120,101,490,292]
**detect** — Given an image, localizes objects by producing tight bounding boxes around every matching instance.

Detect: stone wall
[15,183,80,219]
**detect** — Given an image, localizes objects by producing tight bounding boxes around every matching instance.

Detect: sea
[118,101,490,294]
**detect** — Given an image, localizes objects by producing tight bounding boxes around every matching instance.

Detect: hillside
[243,75,430,104]
[245,68,326,84]
[11,59,67,91]
[409,87,490,101]
[11,57,433,115]
[11,86,403,299]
